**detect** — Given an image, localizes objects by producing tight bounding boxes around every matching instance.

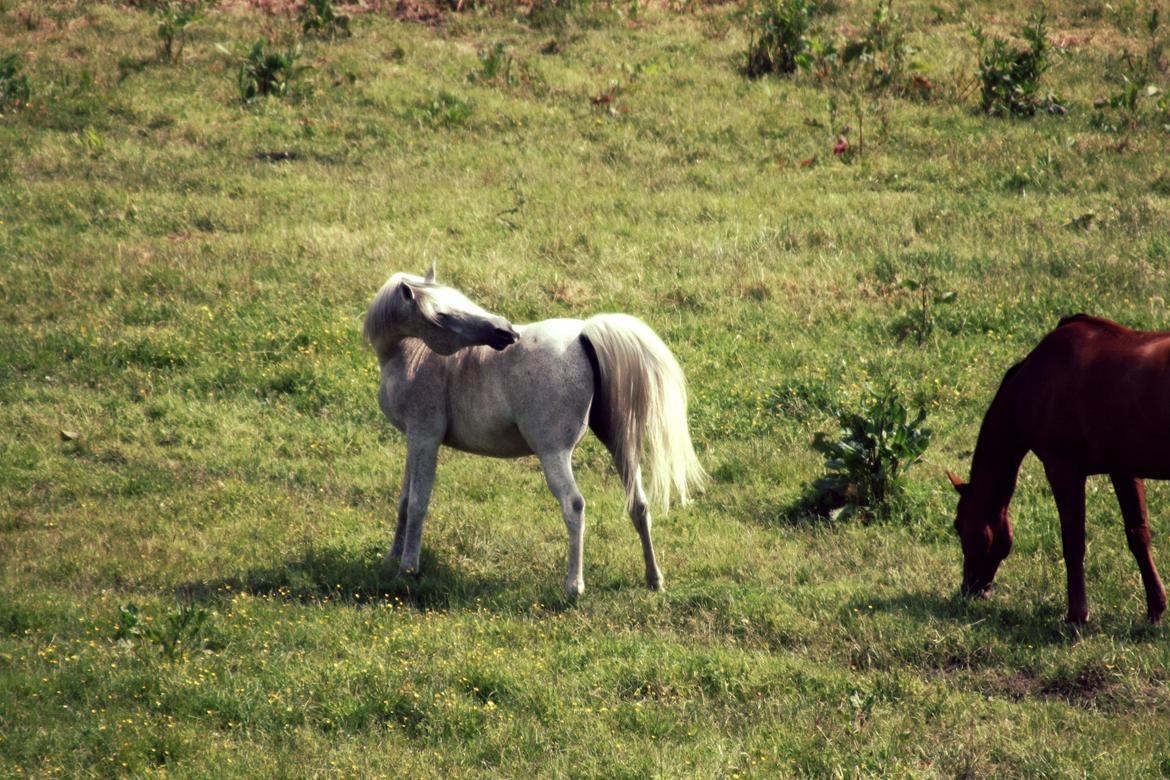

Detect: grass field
[4,0,1170,776]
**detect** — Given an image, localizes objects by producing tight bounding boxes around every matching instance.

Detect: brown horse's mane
[1056,312,1130,332]
[1056,312,1091,329]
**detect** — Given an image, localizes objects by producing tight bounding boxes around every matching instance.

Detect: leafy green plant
[470,43,516,86]
[897,277,956,345]
[115,602,214,661]
[894,252,957,345]
[237,39,306,102]
[148,0,209,61]
[1093,77,1163,131]
[300,0,350,40]
[0,52,31,111]
[744,0,814,78]
[414,91,475,128]
[805,387,931,521]
[1093,10,1168,132]
[972,12,1061,117]
[839,0,911,92]
[790,1,917,161]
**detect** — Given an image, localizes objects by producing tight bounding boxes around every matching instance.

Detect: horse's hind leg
[539,449,587,599]
[1111,475,1167,623]
[625,466,663,591]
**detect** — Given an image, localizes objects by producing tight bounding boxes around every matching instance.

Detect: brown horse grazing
[948,314,1170,624]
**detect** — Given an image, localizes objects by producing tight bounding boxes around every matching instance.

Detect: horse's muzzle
[487,325,519,351]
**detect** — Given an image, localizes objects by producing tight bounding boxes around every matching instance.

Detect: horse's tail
[579,314,706,513]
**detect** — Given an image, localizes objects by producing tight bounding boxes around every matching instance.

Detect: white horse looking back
[363,264,706,598]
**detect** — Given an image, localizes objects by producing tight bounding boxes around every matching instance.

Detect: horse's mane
[1055,313,1126,332]
[1056,313,1089,328]
[998,360,1024,388]
[363,274,444,356]
[364,274,447,362]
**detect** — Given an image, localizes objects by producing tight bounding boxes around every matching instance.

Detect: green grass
[3,0,1170,776]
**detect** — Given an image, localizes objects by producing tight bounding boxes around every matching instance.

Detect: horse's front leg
[395,435,441,579]
[1044,461,1089,624]
[1111,475,1167,623]
[382,484,410,569]
[539,449,587,599]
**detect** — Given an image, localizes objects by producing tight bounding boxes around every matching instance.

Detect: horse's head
[370,263,519,356]
[948,470,1013,598]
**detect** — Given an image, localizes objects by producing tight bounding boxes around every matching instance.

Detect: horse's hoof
[564,580,585,600]
[395,565,422,581]
[1148,594,1167,624]
[1065,611,1089,625]
[960,585,992,600]
[646,574,664,592]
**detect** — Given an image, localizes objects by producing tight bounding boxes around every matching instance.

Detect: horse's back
[1037,315,1170,365]
[503,318,595,450]
[1014,316,1170,474]
[441,319,594,457]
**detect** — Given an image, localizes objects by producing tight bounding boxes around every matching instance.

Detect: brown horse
[948,314,1170,624]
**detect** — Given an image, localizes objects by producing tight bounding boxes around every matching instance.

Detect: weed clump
[838,0,913,93]
[972,12,1060,117]
[469,43,516,86]
[803,387,931,522]
[1092,9,1168,132]
[0,52,31,111]
[300,0,351,40]
[115,602,218,661]
[744,0,814,78]
[148,0,210,62]
[414,91,475,128]
[237,39,306,102]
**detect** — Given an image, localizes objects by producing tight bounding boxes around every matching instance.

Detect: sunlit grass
[4,0,1170,776]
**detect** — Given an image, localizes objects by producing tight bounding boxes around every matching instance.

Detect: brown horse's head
[947,471,1013,598]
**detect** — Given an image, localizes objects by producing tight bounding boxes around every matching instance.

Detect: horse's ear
[424,261,436,284]
[400,282,415,301]
[946,470,967,494]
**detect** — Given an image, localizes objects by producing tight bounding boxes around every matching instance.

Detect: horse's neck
[380,337,432,383]
[969,389,1028,511]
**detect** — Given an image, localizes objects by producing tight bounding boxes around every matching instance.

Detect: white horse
[363,264,706,598]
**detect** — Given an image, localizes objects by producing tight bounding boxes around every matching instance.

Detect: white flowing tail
[580,314,706,513]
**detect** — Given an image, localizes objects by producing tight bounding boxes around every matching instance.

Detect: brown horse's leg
[1044,462,1089,623]
[1110,475,1167,623]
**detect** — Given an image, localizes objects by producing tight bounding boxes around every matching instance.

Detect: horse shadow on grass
[177,542,570,614]
[847,588,1165,648]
